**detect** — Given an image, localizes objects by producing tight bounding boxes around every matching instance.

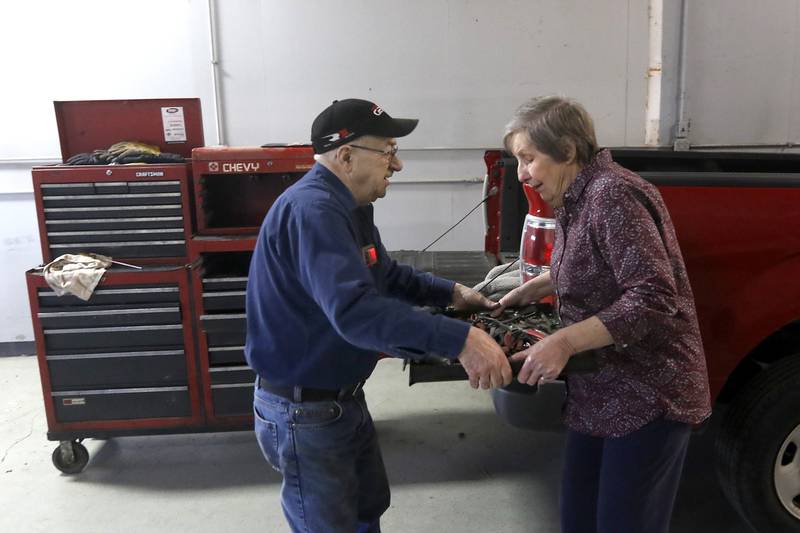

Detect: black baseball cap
[311,98,419,154]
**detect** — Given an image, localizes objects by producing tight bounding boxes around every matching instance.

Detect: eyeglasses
[349,144,399,160]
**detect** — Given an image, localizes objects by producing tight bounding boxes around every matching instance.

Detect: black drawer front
[202,314,246,346]
[52,387,190,422]
[210,366,256,385]
[46,216,185,232]
[48,350,187,390]
[47,228,185,244]
[202,277,248,291]
[40,181,182,196]
[38,286,180,308]
[48,240,186,259]
[200,314,246,331]
[38,306,180,328]
[206,329,246,347]
[202,291,245,311]
[208,346,246,365]
[44,325,184,351]
[42,192,182,208]
[44,205,184,220]
[211,384,253,416]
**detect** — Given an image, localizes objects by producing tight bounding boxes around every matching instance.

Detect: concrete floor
[1,355,752,533]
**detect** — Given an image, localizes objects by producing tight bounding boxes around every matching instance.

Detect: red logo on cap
[339,128,350,138]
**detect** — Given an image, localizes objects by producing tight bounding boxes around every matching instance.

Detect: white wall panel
[683,0,800,147]
[375,182,486,251]
[0,0,216,165]
[215,0,650,150]
[0,194,42,345]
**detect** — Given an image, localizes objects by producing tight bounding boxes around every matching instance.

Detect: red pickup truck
[478,148,800,533]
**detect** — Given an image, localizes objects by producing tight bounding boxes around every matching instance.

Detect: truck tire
[715,355,800,532]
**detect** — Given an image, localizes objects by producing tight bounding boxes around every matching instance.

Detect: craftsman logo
[222,162,261,173]
[372,106,384,116]
[208,162,219,172]
[362,244,378,267]
[62,398,86,406]
[135,171,165,177]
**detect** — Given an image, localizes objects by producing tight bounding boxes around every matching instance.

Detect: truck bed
[387,250,496,288]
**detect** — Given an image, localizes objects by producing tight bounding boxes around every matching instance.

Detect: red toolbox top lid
[191,144,314,161]
[54,98,204,161]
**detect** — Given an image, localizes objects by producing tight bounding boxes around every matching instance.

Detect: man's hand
[509,333,576,385]
[457,327,513,389]
[451,283,501,312]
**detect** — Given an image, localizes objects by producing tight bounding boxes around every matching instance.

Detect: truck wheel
[715,355,800,532]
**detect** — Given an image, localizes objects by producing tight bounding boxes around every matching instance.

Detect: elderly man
[245,98,511,533]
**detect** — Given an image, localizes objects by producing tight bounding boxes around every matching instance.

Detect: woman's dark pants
[561,418,692,533]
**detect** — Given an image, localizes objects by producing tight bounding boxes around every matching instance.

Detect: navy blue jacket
[245,163,470,388]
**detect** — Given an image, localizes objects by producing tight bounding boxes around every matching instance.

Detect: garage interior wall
[1,0,798,347]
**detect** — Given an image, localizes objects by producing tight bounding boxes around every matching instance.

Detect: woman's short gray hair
[503,96,598,166]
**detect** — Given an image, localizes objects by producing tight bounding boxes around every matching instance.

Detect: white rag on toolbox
[42,253,113,301]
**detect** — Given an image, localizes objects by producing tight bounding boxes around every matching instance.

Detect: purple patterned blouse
[551,149,711,437]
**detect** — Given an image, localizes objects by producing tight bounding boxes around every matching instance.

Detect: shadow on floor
[63,409,752,532]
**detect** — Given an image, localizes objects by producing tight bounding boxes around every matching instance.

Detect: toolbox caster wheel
[52,440,89,474]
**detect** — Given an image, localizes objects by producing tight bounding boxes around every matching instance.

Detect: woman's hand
[491,271,553,317]
[509,333,576,385]
[491,285,529,317]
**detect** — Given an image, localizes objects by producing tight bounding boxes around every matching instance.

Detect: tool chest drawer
[210,365,255,417]
[32,167,193,264]
[38,286,180,310]
[52,387,191,423]
[26,267,202,428]
[208,346,247,365]
[210,383,254,417]
[210,365,255,385]
[45,324,185,351]
[47,350,188,390]
[202,281,247,311]
[38,304,180,328]
[201,314,246,346]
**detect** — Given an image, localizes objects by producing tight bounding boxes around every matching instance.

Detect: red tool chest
[28,102,318,473]
[31,99,203,264]
[190,145,313,234]
[29,99,207,473]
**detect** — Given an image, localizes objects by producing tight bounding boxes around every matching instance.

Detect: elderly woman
[495,96,711,533]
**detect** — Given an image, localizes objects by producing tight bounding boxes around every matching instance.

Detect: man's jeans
[254,386,390,533]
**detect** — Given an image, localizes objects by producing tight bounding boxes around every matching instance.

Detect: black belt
[258,377,364,402]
